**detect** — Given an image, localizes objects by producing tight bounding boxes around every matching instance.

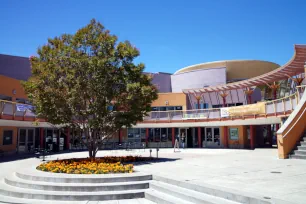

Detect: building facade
[0,46,305,156]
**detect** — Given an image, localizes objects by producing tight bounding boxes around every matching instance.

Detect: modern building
[0,44,306,159]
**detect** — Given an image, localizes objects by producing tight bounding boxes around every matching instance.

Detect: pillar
[172,128,175,147]
[66,127,70,150]
[250,125,255,149]
[197,127,201,148]
[146,128,149,147]
[223,126,228,148]
[40,128,44,149]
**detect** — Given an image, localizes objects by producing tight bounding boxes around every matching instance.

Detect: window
[212,104,223,108]
[0,94,12,101]
[3,130,13,145]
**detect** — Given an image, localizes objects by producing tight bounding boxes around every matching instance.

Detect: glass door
[18,128,35,153]
[179,128,187,148]
[204,127,220,148]
[18,129,27,152]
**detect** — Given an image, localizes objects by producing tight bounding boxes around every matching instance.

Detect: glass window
[212,105,223,108]
[167,128,173,142]
[3,130,13,145]
[128,128,135,138]
[154,128,160,142]
[134,129,140,139]
[229,128,239,140]
[161,128,167,142]
[19,129,26,146]
[175,106,182,110]
[149,128,154,142]
[159,107,167,111]
[167,106,175,111]
[214,128,220,143]
[151,107,158,111]
[0,94,12,101]
[206,128,212,142]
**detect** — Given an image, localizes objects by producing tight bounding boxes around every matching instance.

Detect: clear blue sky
[1,0,306,74]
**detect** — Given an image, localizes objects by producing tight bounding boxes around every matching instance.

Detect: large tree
[24,19,158,158]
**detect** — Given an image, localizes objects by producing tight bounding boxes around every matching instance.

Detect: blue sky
[1,0,305,74]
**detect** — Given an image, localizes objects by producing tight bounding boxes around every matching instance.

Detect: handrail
[281,85,306,138]
[282,107,306,138]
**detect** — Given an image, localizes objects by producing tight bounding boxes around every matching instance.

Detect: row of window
[0,94,31,104]
[151,106,182,111]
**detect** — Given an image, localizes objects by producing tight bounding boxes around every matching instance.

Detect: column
[66,127,70,150]
[223,126,228,148]
[40,128,44,149]
[197,127,201,148]
[250,125,255,149]
[244,88,254,104]
[172,128,175,147]
[146,128,149,147]
[219,91,228,107]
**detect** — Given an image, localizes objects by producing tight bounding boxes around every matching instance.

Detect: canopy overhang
[183,44,306,94]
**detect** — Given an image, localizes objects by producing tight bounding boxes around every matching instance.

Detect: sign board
[16,104,34,112]
[221,102,265,117]
[229,128,239,140]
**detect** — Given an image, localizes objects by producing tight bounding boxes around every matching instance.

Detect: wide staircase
[0,169,283,204]
[0,170,153,204]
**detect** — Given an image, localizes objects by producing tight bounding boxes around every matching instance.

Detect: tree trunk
[88,141,96,159]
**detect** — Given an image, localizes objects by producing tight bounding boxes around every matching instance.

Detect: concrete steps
[15,171,152,183]
[291,135,306,160]
[0,195,155,204]
[5,173,149,192]
[0,170,153,202]
[150,175,273,204]
[147,180,239,204]
[145,189,194,204]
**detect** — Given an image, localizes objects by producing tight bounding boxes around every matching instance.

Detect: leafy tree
[23,19,158,158]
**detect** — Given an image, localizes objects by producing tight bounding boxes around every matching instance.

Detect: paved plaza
[1,148,306,203]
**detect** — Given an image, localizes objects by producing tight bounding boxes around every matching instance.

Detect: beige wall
[151,93,187,110]
[175,60,280,81]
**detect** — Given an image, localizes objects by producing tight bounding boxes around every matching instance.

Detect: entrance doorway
[203,127,220,148]
[18,128,35,153]
[179,128,187,148]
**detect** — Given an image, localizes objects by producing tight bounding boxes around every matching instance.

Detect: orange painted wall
[0,126,17,152]
[151,93,187,110]
[0,75,27,101]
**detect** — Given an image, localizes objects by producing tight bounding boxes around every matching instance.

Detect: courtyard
[0,148,305,203]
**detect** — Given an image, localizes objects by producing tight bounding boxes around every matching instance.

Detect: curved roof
[174,60,280,81]
[183,44,306,93]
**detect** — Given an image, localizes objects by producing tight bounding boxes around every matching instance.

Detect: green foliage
[23,19,158,157]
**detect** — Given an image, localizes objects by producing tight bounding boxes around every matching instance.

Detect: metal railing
[144,86,305,122]
[0,86,305,122]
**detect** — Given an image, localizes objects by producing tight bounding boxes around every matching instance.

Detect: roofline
[174,59,280,75]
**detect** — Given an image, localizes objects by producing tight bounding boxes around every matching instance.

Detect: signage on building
[229,128,239,140]
[16,104,33,112]
[221,102,265,117]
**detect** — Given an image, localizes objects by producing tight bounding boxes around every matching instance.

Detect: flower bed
[37,156,153,174]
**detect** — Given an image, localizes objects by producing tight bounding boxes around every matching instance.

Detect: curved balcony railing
[0,86,304,122]
[143,86,305,122]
